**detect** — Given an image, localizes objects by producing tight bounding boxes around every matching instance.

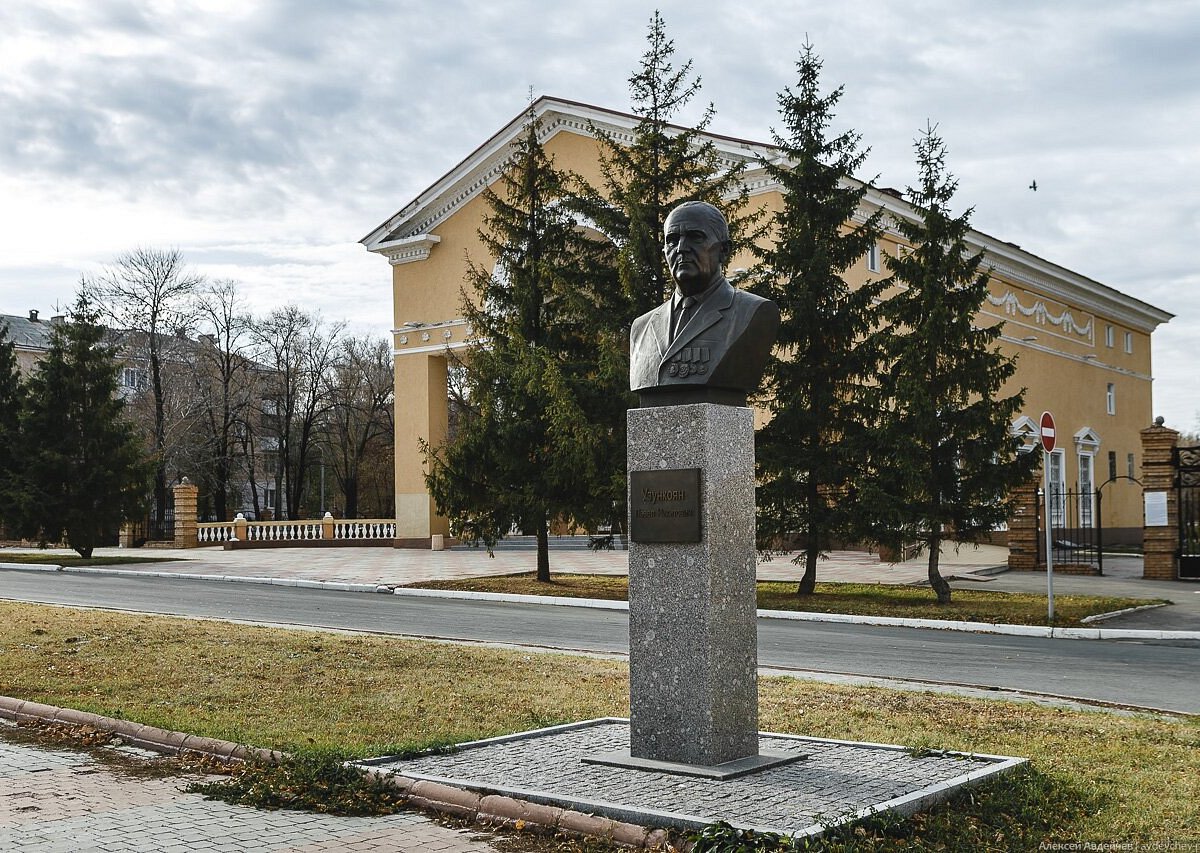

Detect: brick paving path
[0,734,502,853]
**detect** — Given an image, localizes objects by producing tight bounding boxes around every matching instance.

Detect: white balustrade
[195,517,397,546]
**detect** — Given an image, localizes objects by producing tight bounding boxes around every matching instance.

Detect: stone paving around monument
[368,718,1025,840]
[0,728,504,853]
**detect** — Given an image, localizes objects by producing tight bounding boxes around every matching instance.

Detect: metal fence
[1177,445,1200,580]
[1035,486,1099,569]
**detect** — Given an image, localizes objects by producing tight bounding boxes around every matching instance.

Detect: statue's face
[663,209,726,296]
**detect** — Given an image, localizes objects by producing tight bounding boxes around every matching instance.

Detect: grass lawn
[0,553,179,567]
[0,601,1195,847]
[404,572,1165,628]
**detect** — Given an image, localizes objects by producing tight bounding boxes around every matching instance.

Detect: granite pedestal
[620,403,774,771]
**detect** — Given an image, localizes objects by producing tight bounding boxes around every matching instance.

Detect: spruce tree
[748,43,886,595]
[0,322,24,531]
[872,124,1036,603]
[575,11,751,318]
[423,116,615,581]
[566,12,755,532]
[17,294,149,557]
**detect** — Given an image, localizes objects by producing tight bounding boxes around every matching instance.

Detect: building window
[1127,453,1136,479]
[1105,324,1114,348]
[1048,450,1066,527]
[1106,383,1116,415]
[1108,451,1117,481]
[1124,331,1133,353]
[121,367,146,389]
[1078,452,1094,526]
[866,242,880,273]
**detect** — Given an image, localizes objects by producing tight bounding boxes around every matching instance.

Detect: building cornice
[370,234,441,265]
[997,332,1152,382]
[393,317,472,355]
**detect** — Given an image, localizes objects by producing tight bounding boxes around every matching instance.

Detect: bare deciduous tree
[252,306,342,519]
[86,247,202,531]
[321,335,394,518]
[192,280,257,521]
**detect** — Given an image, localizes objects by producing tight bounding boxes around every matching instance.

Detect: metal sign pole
[1039,411,1058,626]
[1044,451,1055,624]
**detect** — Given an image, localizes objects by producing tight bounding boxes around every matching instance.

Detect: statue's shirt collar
[672,277,724,312]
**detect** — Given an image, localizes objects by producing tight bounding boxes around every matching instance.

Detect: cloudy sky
[1,1,1196,430]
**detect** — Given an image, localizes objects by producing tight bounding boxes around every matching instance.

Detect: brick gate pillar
[1007,472,1041,571]
[172,478,200,549]
[1140,421,1179,580]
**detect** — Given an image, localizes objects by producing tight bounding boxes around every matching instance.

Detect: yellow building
[361,96,1172,547]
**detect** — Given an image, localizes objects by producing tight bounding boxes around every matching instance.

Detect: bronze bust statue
[630,201,780,407]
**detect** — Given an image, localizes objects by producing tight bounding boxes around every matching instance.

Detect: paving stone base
[363,718,1026,840]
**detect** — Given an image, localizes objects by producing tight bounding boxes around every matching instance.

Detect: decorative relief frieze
[986,289,1094,341]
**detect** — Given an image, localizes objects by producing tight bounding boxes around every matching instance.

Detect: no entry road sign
[1040,411,1056,454]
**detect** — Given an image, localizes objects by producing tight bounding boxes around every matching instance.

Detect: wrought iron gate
[1177,444,1200,579]
[1035,486,1099,569]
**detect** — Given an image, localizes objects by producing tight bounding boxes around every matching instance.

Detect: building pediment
[360,96,773,255]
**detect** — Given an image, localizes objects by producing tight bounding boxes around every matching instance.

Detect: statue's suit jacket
[629,278,780,398]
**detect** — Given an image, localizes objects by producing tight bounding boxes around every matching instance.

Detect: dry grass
[1,601,1196,844]
[758,683,1200,844]
[406,572,1163,627]
[0,602,626,756]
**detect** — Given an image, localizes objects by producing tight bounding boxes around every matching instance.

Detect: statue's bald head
[664,201,730,245]
[663,201,731,295]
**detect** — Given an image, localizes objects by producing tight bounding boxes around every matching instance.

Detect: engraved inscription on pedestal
[630,468,702,543]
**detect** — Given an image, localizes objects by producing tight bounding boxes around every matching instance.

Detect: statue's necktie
[673,296,697,341]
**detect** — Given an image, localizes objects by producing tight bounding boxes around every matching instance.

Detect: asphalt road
[2,569,1197,714]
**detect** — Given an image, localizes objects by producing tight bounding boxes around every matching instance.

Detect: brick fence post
[172,478,200,549]
[1140,422,1179,580]
[1007,472,1040,571]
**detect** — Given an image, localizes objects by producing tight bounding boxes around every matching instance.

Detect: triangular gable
[359,96,774,254]
[1011,415,1040,453]
[1073,426,1101,451]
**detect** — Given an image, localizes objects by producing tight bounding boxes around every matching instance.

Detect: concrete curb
[394,588,1200,641]
[0,694,670,849]
[4,562,1197,640]
[394,586,631,610]
[1080,602,1169,623]
[0,695,281,763]
[370,771,671,848]
[0,563,390,594]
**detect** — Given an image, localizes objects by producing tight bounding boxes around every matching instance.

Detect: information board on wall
[1144,491,1169,527]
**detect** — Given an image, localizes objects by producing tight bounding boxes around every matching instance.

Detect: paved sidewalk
[0,729,502,853]
[952,555,1200,631]
[1,541,1011,588]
